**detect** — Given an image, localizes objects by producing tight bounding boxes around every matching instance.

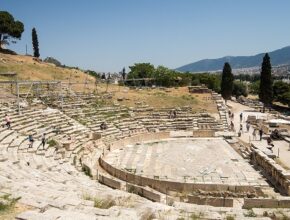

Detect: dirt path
[227,100,268,144]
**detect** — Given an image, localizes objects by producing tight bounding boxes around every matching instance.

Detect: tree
[220,62,234,102]
[273,81,290,100]
[273,81,290,106]
[101,73,106,79]
[249,80,260,95]
[259,53,273,110]
[191,73,221,92]
[233,81,248,98]
[0,11,24,49]
[44,57,62,67]
[280,92,290,107]
[121,67,126,80]
[128,63,154,79]
[32,28,40,57]
[127,63,155,86]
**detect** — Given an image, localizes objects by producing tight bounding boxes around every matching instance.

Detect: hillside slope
[176,46,290,72]
[0,53,95,83]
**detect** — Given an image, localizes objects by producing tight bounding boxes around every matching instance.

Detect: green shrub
[47,139,57,147]
[0,194,20,213]
[93,198,115,209]
[244,209,257,217]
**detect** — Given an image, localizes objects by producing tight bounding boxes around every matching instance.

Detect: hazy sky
[1,0,290,72]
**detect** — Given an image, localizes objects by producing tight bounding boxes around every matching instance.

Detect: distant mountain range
[176,46,290,72]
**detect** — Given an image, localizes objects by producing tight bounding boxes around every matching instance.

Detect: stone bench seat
[0,129,15,142]
[8,135,27,147]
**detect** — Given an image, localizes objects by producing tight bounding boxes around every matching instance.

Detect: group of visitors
[3,113,47,149]
[230,111,265,142]
[251,128,263,141]
[28,133,46,149]
[235,111,275,152]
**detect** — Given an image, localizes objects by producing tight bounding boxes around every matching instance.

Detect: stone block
[243,198,279,208]
[98,174,122,190]
[92,132,102,140]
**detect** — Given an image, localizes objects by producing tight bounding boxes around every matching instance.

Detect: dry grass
[0,194,31,220]
[0,54,218,113]
[0,203,32,220]
[102,86,218,113]
[0,53,95,83]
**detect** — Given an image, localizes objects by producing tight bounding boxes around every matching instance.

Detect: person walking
[4,114,11,129]
[230,121,235,131]
[252,129,257,141]
[28,134,34,148]
[246,122,250,132]
[41,133,46,149]
[240,123,243,133]
[240,113,243,123]
[259,128,263,141]
[267,137,274,152]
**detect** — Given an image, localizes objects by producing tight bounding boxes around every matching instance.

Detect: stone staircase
[0,92,248,219]
[0,104,182,219]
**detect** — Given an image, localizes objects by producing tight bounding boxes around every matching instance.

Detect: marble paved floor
[104,138,267,186]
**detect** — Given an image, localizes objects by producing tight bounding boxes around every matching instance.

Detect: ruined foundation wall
[251,145,290,195]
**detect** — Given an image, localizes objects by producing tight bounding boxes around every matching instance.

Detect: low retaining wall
[188,195,233,207]
[251,145,290,195]
[192,130,215,137]
[243,198,290,208]
[126,183,163,202]
[98,174,123,190]
[102,154,237,194]
[109,132,170,151]
[108,131,215,151]
[99,133,259,195]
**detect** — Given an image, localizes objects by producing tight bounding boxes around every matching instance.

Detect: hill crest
[176,46,290,72]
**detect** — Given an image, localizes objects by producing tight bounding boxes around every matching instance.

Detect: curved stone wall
[100,132,263,196]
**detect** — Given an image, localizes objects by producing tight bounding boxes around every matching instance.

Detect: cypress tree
[259,53,273,110]
[221,62,234,102]
[32,28,40,58]
[122,67,126,80]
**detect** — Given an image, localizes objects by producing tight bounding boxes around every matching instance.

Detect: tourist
[246,122,250,132]
[252,129,257,141]
[230,121,235,131]
[4,114,11,129]
[267,137,272,145]
[267,137,274,152]
[173,110,177,118]
[54,126,60,135]
[168,110,172,119]
[100,122,107,130]
[240,113,243,123]
[231,113,234,120]
[259,129,263,141]
[240,123,243,133]
[41,133,46,149]
[28,134,34,148]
